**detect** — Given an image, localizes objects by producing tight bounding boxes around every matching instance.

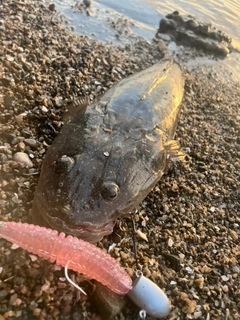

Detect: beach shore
[0,1,239,319]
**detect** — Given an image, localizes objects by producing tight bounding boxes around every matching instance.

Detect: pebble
[17,141,26,151]
[195,277,204,289]
[0,290,8,302]
[228,229,238,240]
[13,152,33,168]
[14,113,26,124]
[24,138,38,149]
[9,294,22,307]
[32,308,41,316]
[231,266,239,273]
[26,267,41,278]
[40,106,48,113]
[93,281,127,319]
[180,292,197,314]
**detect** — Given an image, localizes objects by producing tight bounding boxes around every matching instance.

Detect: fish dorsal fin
[165,140,185,162]
[63,96,90,124]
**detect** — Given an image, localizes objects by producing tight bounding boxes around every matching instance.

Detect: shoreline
[0,1,239,319]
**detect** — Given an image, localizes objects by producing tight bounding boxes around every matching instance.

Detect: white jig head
[128,273,170,319]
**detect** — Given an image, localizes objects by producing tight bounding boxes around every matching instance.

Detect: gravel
[0,1,239,320]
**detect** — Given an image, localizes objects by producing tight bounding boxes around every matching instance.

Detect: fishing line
[131,210,141,271]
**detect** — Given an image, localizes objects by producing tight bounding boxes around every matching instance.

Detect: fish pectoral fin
[63,96,90,123]
[165,140,185,162]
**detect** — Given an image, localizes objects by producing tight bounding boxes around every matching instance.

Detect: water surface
[52,0,240,80]
[54,0,240,45]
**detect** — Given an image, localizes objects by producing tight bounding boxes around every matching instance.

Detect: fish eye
[101,182,119,201]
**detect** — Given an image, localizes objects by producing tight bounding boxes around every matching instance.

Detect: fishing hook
[64,261,87,295]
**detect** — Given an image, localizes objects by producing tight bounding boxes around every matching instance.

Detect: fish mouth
[49,217,114,243]
[32,209,114,243]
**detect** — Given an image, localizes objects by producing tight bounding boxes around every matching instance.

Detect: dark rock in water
[156,11,233,57]
[48,3,55,12]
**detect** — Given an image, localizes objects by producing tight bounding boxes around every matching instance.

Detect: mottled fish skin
[32,57,184,243]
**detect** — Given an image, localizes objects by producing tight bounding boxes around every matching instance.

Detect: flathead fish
[32,57,184,242]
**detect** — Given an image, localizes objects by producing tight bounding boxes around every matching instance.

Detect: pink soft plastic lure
[0,221,132,295]
[0,221,171,318]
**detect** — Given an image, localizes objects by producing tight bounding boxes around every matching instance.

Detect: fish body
[32,57,184,242]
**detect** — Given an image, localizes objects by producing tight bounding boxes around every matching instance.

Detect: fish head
[32,154,118,243]
[32,135,163,243]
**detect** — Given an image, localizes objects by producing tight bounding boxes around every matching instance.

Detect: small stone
[186,266,194,274]
[221,275,229,281]
[83,0,91,8]
[0,289,8,301]
[4,95,15,107]
[201,265,212,273]
[167,238,174,247]
[17,141,26,151]
[222,285,229,293]
[48,4,56,12]
[103,151,109,157]
[136,229,148,242]
[9,293,18,306]
[11,244,20,250]
[41,105,48,113]
[21,129,32,138]
[29,301,38,311]
[172,183,178,191]
[72,312,82,320]
[180,292,197,314]
[13,152,33,168]
[29,254,38,262]
[24,138,38,149]
[194,311,202,318]
[32,308,41,317]
[180,208,185,214]
[120,251,129,260]
[231,266,239,273]
[195,277,204,288]
[26,268,41,278]
[2,77,14,86]
[93,281,127,319]
[3,311,14,318]
[41,281,50,291]
[228,229,238,240]
[15,113,26,124]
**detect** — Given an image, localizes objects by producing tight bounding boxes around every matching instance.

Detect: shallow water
[53,0,240,81]
[54,0,240,45]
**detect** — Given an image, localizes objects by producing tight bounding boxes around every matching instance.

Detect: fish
[32,57,184,243]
